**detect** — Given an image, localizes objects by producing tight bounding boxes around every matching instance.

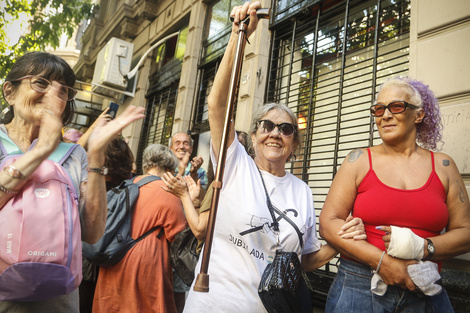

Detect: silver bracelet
[373,251,386,274]
[0,183,19,195]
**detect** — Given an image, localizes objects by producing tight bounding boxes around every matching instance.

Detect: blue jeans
[325,258,454,313]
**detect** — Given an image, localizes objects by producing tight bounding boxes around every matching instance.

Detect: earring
[1,106,11,115]
[0,105,14,123]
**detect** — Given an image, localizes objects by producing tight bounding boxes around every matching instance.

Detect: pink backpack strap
[0,130,78,165]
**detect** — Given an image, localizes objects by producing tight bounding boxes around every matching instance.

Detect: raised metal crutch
[193,8,270,293]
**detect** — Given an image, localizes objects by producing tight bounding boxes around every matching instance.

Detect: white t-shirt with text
[184,134,320,313]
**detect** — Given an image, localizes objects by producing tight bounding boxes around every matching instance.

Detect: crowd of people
[1,1,469,312]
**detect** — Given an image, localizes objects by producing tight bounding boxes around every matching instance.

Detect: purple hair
[379,77,443,151]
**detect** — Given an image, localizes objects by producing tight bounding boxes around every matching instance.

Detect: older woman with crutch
[180,2,365,312]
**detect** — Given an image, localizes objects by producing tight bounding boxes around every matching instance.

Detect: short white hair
[142,144,178,173]
[169,132,193,148]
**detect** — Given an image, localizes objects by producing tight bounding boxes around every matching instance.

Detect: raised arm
[81,105,145,243]
[208,1,261,159]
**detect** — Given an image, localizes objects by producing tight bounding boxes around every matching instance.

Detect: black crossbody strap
[135,226,164,244]
[257,168,304,248]
[271,205,303,249]
[257,168,279,232]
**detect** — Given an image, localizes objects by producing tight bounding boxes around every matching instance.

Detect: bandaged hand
[378,225,424,260]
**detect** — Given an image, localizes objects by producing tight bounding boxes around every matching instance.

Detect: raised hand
[161,172,188,198]
[77,107,113,150]
[86,105,145,156]
[178,151,191,175]
[230,1,261,38]
[36,82,67,157]
[184,175,201,202]
[189,156,203,174]
[97,106,112,120]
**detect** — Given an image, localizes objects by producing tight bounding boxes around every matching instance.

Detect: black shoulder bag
[170,226,200,286]
[256,169,312,313]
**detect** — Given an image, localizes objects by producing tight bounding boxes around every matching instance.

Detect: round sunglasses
[256,120,296,137]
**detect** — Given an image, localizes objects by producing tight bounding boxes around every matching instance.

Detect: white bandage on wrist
[387,226,424,260]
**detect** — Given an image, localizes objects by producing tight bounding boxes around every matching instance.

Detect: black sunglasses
[256,120,296,137]
[370,101,419,117]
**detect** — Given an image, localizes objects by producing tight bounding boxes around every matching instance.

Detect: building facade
[73,0,470,308]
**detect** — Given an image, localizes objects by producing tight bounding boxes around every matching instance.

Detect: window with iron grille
[267,0,410,279]
[193,61,218,133]
[135,25,188,173]
[136,83,178,173]
[193,0,237,133]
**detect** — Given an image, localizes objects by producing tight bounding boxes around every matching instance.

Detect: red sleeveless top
[352,148,448,267]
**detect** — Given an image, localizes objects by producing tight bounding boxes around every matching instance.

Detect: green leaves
[0,0,94,80]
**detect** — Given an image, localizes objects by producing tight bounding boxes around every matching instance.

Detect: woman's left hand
[184,175,201,202]
[162,172,188,198]
[338,216,367,240]
[86,105,145,157]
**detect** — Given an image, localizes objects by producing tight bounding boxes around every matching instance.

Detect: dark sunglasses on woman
[256,120,296,137]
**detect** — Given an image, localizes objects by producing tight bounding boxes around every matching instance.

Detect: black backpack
[82,175,162,267]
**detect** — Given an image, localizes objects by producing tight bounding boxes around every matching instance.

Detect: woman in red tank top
[319,77,470,312]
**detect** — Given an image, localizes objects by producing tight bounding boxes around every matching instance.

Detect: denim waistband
[338,257,374,278]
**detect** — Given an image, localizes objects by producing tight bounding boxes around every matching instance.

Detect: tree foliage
[0,0,93,80]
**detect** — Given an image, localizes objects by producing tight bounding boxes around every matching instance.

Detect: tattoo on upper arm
[443,159,450,166]
[348,149,363,163]
[456,179,466,203]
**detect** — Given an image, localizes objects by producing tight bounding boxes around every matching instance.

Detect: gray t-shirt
[0,126,88,313]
